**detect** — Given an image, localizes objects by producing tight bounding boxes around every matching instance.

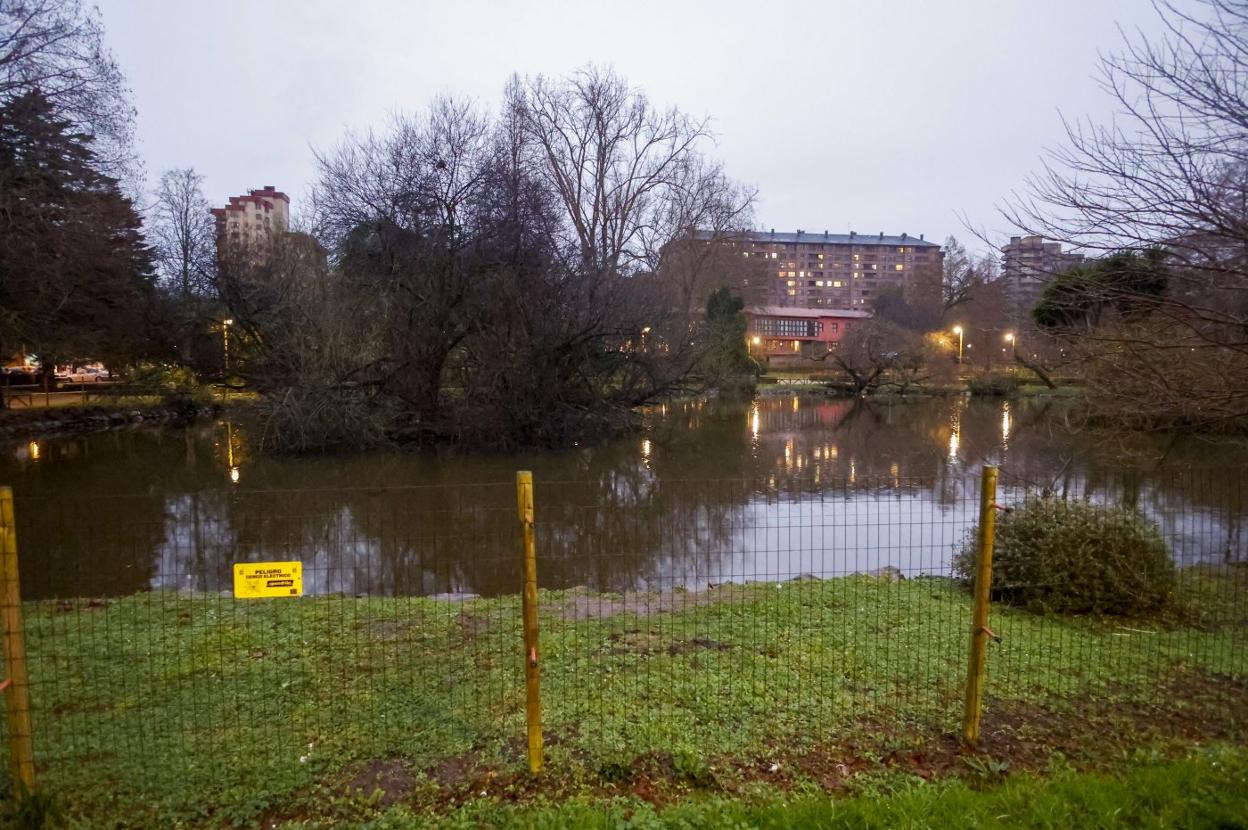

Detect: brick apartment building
[701,229,944,310]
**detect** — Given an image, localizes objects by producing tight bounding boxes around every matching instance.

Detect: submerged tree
[225,68,753,450]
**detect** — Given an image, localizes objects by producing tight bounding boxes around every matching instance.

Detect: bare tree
[517,66,726,278]
[151,168,215,297]
[1001,0,1248,430]
[0,0,137,182]
[940,235,997,312]
[449,68,754,445]
[310,96,493,420]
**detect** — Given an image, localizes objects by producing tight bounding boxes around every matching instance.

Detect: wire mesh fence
[0,466,1244,820]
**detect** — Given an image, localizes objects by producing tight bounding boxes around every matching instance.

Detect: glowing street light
[952,325,964,363]
[222,319,234,372]
[221,319,235,402]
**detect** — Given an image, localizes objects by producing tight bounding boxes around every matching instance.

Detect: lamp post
[952,325,964,364]
[1004,332,1016,375]
[222,319,233,372]
[221,319,234,402]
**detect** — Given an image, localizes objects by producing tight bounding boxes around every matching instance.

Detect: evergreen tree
[0,89,156,377]
[703,286,757,386]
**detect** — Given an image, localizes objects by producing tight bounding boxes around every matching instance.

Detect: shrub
[254,384,392,454]
[967,372,1021,397]
[124,362,214,418]
[954,496,1176,616]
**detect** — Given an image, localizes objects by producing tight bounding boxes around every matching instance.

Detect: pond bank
[0,399,221,443]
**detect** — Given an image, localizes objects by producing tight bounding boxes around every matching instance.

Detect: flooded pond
[3,394,1246,599]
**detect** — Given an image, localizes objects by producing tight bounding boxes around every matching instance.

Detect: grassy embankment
[6,571,1246,828]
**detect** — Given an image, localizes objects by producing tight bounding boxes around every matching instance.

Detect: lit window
[743,252,750,257]
[895,264,904,271]
[771,252,778,259]
[898,247,906,253]
[815,280,824,287]
[788,289,797,296]
[817,253,824,260]
[787,280,796,286]
[833,281,842,288]
[798,271,805,278]
[853,254,860,261]
[788,271,796,277]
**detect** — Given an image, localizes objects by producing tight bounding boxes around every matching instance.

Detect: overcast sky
[97,0,1180,255]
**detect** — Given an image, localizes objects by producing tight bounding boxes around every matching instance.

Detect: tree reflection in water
[3,395,1246,599]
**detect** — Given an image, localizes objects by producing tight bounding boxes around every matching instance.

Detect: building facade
[211,186,290,256]
[745,306,871,366]
[1000,235,1085,320]
[707,229,944,310]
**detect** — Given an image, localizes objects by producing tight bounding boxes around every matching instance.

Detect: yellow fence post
[0,487,35,796]
[515,471,543,774]
[962,465,999,749]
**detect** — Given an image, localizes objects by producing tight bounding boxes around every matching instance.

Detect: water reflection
[4,395,1247,599]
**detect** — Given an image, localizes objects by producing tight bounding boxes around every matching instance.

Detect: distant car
[60,366,110,383]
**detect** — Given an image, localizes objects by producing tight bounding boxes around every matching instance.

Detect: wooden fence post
[516,471,543,773]
[0,487,35,795]
[962,465,999,749]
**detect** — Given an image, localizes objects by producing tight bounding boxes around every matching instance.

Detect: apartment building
[702,229,944,310]
[1000,235,1085,319]
[210,186,290,256]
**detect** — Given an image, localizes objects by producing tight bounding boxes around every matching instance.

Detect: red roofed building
[745,306,871,367]
[211,186,290,256]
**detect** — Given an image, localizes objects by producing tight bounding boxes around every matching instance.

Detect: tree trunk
[1014,351,1057,389]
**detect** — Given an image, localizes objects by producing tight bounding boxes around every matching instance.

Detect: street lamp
[952,325,964,363]
[222,319,234,373]
[221,319,234,402]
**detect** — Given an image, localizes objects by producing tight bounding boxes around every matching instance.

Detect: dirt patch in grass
[602,628,733,656]
[336,758,420,808]
[555,584,757,621]
[554,572,911,622]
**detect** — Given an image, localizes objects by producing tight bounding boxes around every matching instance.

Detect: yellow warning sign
[233,561,303,599]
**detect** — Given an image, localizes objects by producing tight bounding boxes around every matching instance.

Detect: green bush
[954,496,1176,616]
[125,362,213,412]
[967,372,1021,396]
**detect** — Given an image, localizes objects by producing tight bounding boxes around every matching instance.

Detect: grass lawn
[7,571,1246,828]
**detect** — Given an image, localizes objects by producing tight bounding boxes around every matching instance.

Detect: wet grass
[7,570,1247,828]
